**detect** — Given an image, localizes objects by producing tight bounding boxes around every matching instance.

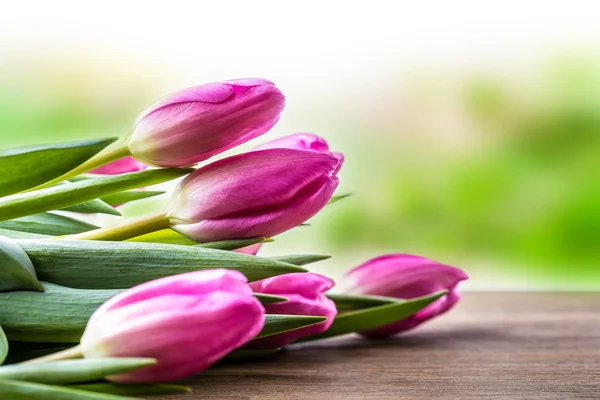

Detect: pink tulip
[337,254,468,337]
[80,269,265,383]
[128,79,285,167]
[233,243,263,255]
[90,156,148,175]
[167,148,339,242]
[254,133,343,173]
[247,273,337,348]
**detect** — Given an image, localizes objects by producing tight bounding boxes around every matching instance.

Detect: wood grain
[167,293,600,399]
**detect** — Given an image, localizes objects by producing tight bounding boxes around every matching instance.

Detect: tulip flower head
[338,254,468,337]
[90,156,147,175]
[128,79,285,167]
[80,269,265,383]
[167,148,339,242]
[248,273,337,348]
[254,133,343,173]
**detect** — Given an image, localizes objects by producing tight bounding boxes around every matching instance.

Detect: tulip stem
[61,212,171,241]
[25,143,132,192]
[22,345,83,364]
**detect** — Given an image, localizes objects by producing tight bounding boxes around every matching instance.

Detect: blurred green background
[1,2,598,290]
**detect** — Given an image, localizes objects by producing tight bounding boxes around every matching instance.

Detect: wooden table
[172,293,600,399]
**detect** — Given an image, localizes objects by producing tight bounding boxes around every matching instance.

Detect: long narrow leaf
[0,229,49,240]
[268,254,331,266]
[254,294,288,304]
[61,199,120,216]
[327,193,351,205]
[327,294,399,312]
[197,237,268,251]
[257,315,327,339]
[0,235,43,292]
[0,379,137,399]
[0,168,192,222]
[126,229,196,246]
[68,383,190,396]
[129,231,268,250]
[0,358,155,384]
[0,213,98,236]
[17,240,306,288]
[0,138,116,197]
[100,190,165,206]
[0,325,7,366]
[300,291,447,342]
[0,283,121,342]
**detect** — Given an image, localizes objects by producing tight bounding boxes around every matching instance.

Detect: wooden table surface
[171,293,600,399]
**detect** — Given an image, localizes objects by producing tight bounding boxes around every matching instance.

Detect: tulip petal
[250,273,334,300]
[173,174,338,242]
[168,149,339,223]
[337,254,468,336]
[228,78,275,87]
[246,273,337,348]
[253,133,330,153]
[137,83,234,121]
[96,269,249,314]
[129,81,285,167]
[103,293,263,382]
[339,254,468,298]
[253,133,343,173]
[90,157,148,175]
[80,270,265,383]
[360,286,462,337]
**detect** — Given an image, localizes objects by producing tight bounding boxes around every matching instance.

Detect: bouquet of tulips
[0,78,468,398]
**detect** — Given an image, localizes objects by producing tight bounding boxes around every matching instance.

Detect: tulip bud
[167,148,339,242]
[254,133,344,173]
[247,273,337,348]
[90,156,148,175]
[128,79,285,167]
[80,269,265,383]
[337,254,468,337]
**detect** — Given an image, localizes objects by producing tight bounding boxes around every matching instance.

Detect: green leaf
[327,294,399,312]
[17,240,306,288]
[126,229,197,246]
[269,254,331,266]
[0,213,98,236]
[0,326,7,366]
[327,193,351,205]
[0,235,43,292]
[50,181,120,216]
[61,199,120,216]
[197,237,269,251]
[0,379,137,399]
[128,232,270,250]
[0,283,121,342]
[300,291,447,342]
[0,229,49,240]
[100,190,165,206]
[0,168,193,222]
[257,315,328,339]
[68,383,190,396]
[0,138,117,198]
[254,294,288,304]
[0,358,155,384]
